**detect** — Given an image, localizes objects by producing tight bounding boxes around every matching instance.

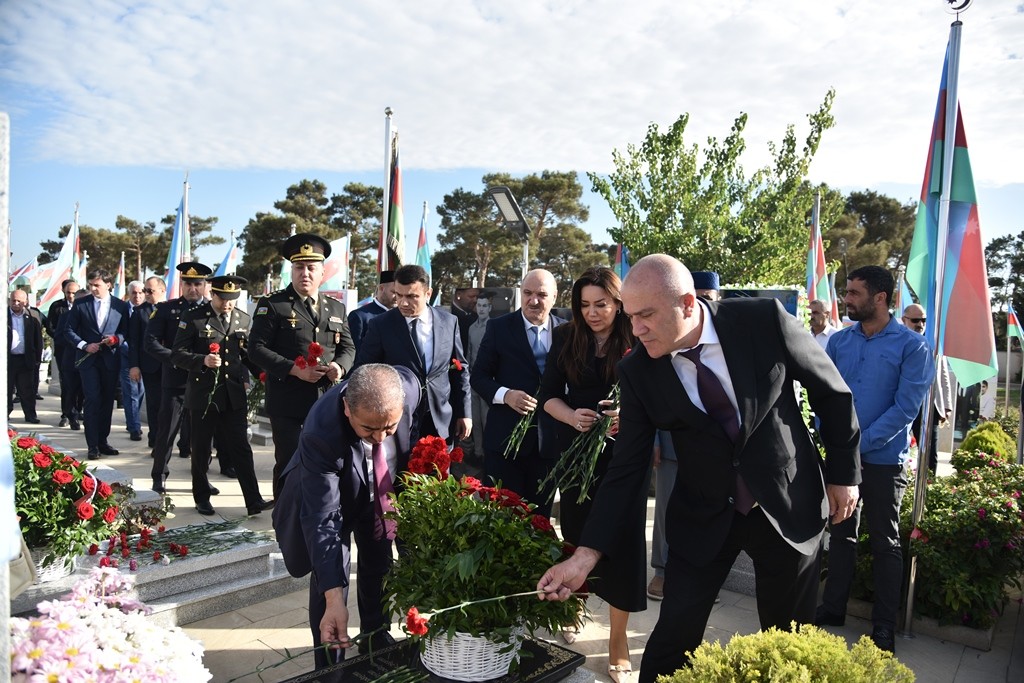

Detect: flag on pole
[37,206,82,312]
[213,236,241,276]
[113,252,126,298]
[415,202,431,283]
[614,243,631,280]
[164,181,191,299]
[320,236,351,293]
[77,252,89,285]
[895,277,915,318]
[279,225,296,290]
[1008,304,1023,341]
[805,193,830,305]
[380,114,405,272]
[828,272,841,328]
[8,258,37,285]
[905,38,997,387]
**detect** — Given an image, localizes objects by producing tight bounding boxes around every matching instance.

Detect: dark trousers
[308,514,393,669]
[59,352,85,421]
[270,415,304,499]
[141,371,163,439]
[639,507,819,683]
[483,439,554,518]
[78,361,118,449]
[7,355,39,420]
[821,463,908,630]
[189,405,263,508]
[150,389,190,487]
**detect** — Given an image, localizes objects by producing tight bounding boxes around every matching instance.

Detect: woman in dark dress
[538,266,643,683]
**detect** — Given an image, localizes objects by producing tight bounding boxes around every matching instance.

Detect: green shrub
[958,422,1015,464]
[993,405,1019,443]
[658,624,914,682]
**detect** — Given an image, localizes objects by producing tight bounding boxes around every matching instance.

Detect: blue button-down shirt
[826,315,934,465]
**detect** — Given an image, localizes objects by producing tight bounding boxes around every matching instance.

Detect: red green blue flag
[614,243,631,280]
[805,196,830,306]
[415,202,431,283]
[905,40,997,386]
[1008,304,1023,341]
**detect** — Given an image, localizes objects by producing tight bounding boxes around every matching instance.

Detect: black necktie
[306,297,319,326]
[678,344,754,514]
[220,313,229,330]
[409,319,427,370]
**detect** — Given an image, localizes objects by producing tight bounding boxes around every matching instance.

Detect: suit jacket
[170,303,259,412]
[145,297,205,390]
[272,365,420,583]
[932,356,953,416]
[581,298,861,566]
[450,304,477,353]
[8,309,44,365]
[470,310,567,457]
[248,285,356,420]
[127,301,161,375]
[63,294,130,371]
[354,307,471,441]
[348,298,389,350]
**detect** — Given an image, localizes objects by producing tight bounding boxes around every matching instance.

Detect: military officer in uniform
[147,262,210,493]
[249,233,356,497]
[172,275,272,516]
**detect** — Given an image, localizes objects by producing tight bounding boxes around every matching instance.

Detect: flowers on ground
[10,567,211,682]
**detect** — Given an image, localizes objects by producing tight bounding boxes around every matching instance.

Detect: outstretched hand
[536,547,601,601]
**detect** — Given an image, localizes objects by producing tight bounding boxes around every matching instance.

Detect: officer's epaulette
[323,293,342,303]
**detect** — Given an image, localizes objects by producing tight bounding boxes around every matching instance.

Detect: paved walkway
[10,387,1024,682]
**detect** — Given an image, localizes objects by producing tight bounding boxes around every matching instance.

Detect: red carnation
[76,501,95,520]
[7,428,16,439]
[81,476,96,494]
[406,607,430,636]
[99,556,113,568]
[209,342,221,354]
[97,481,113,499]
[121,546,131,558]
[308,341,324,360]
[179,545,189,557]
[38,443,56,455]
[461,476,482,492]
[52,469,74,486]
[17,436,39,449]
[103,506,119,524]
[259,372,267,383]
[32,453,52,468]
[169,543,179,553]
[450,447,465,464]
[153,551,162,561]
[106,335,119,346]
[408,457,432,475]
[531,515,554,533]
[450,357,463,372]
[88,544,99,555]
[158,525,166,532]
[295,355,308,370]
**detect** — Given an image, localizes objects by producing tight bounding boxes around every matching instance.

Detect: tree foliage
[590,90,839,285]
[823,190,917,281]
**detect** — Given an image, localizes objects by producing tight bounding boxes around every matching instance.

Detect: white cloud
[1,0,1022,187]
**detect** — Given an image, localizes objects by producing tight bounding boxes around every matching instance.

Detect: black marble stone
[279,637,586,683]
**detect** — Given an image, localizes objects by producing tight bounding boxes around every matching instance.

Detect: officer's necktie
[409,318,427,370]
[372,442,396,540]
[677,344,754,514]
[530,325,546,374]
[305,297,319,326]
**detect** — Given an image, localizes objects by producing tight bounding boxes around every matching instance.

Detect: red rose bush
[384,436,586,645]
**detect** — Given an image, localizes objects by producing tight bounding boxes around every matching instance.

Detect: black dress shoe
[26,417,40,424]
[98,444,119,456]
[195,502,216,515]
[246,499,275,515]
[58,417,69,427]
[153,484,166,494]
[814,606,846,627]
[871,626,895,653]
[69,420,81,430]
[220,467,238,478]
[209,487,220,496]
[130,431,143,441]
[178,451,190,458]
[88,448,100,460]
[35,393,43,400]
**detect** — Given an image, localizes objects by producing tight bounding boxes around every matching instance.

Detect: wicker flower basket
[32,548,77,583]
[420,626,526,681]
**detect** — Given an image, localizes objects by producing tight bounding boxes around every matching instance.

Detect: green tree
[590,90,838,285]
[114,215,161,281]
[39,224,130,274]
[823,190,917,281]
[328,182,384,297]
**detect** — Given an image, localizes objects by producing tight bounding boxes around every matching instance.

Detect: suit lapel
[427,308,445,372]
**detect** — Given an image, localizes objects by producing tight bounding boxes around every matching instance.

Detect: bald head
[621,254,701,358]
[521,269,557,325]
[902,303,926,334]
[624,254,694,300]
[10,289,28,314]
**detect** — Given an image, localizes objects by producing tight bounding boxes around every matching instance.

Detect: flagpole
[381,107,394,274]
[904,18,963,637]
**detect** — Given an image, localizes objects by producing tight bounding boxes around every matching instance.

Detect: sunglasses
[143,288,155,294]
[904,317,926,324]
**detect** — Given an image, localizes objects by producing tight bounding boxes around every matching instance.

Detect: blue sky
[2,1,1022,277]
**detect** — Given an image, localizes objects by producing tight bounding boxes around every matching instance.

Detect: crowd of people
[9,242,962,682]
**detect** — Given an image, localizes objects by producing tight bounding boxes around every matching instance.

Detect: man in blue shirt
[816,265,933,653]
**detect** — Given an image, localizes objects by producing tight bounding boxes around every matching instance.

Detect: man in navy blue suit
[272,363,420,668]
[347,270,396,351]
[470,269,565,516]
[354,264,471,443]
[64,268,131,459]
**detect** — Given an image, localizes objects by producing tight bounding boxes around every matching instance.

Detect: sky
[1,0,1022,281]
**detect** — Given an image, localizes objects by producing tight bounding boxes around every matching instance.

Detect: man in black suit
[129,276,166,447]
[470,269,565,516]
[147,262,211,491]
[450,287,478,352]
[8,289,44,423]
[347,270,396,350]
[272,363,420,668]
[171,275,272,517]
[249,233,356,498]
[354,264,471,444]
[64,269,131,459]
[46,279,81,428]
[538,255,862,683]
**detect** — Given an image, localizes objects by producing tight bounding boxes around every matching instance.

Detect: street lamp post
[486,186,531,300]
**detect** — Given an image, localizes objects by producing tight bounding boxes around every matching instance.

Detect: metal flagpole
[903,18,963,636]
[381,107,394,274]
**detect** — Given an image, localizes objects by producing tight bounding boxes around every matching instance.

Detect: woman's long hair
[558,266,635,386]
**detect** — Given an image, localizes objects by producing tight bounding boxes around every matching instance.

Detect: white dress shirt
[493,313,553,405]
[362,435,398,502]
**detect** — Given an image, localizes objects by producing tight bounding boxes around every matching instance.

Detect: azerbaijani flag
[828,272,841,328]
[8,258,37,285]
[38,208,81,312]
[415,202,431,283]
[1008,304,1023,341]
[614,243,631,280]
[164,187,191,299]
[320,236,351,292]
[905,37,997,387]
[380,129,405,272]
[213,239,241,276]
[113,252,126,298]
[805,195,830,305]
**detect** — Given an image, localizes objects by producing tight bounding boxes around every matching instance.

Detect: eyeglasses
[143,288,154,294]
[904,317,926,324]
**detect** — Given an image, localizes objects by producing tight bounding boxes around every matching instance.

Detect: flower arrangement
[10,566,211,682]
[384,437,586,644]
[247,371,268,423]
[11,430,129,568]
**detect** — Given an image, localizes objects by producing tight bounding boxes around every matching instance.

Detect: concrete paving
[9,387,1023,683]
